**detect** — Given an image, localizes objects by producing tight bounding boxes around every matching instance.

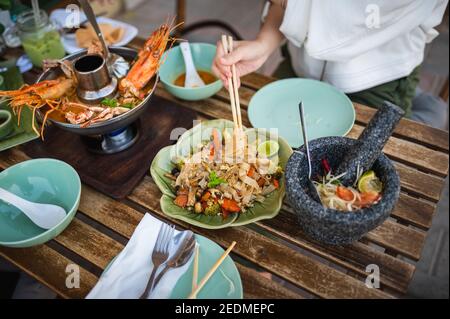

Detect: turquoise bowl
[0,159,81,248]
[159,43,223,101]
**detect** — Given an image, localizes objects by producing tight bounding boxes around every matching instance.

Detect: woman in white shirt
[212,0,448,117]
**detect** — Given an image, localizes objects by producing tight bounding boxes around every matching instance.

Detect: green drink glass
[16,10,66,68]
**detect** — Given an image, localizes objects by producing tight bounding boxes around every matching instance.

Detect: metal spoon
[298,101,322,204]
[0,187,67,229]
[149,231,196,296]
[77,0,129,78]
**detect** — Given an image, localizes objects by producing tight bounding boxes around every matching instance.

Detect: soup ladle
[0,187,67,229]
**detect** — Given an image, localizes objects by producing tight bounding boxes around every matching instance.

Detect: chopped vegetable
[208,171,226,188]
[273,179,279,189]
[204,203,221,215]
[174,194,188,208]
[356,191,380,208]
[201,191,211,202]
[101,98,118,108]
[321,158,331,174]
[212,129,221,157]
[121,102,134,109]
[169,129,283,216]
[336,186,355,201]
[247,166,256,177]
[314,170,382,211]
[221,198,241,213]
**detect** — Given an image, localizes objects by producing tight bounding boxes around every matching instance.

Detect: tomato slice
[356,191,381,207]
[336,186,355,201]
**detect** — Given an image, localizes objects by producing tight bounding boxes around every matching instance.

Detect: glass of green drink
[16,10,66,68]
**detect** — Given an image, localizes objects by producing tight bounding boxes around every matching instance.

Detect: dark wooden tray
[23,96,197,199]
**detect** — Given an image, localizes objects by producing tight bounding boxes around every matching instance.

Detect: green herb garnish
[101,98,118,108]
[121,102,134,109]
[208,171,226,188]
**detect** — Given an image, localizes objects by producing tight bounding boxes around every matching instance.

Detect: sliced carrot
[209,143,214,161]
[247,166,256,177]
[221,198,241,213]
[212,128,222,157]
[174,194,188,208]
[201,191,211,202]
[273,179,279,189]
[336,186,355,201]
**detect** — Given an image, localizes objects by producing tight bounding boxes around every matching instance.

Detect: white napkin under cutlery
[87,213,195,299]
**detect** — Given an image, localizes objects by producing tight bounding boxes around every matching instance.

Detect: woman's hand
[212,39,272,88]
[212,3,285,89]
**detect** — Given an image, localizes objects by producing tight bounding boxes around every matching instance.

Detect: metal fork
[139,223,174,299]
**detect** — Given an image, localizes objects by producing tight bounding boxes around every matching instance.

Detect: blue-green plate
[248,78,355,148]
[103,234,243,299]
[0,159,81,247]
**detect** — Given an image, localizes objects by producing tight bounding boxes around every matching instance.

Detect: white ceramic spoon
[179,42,205,88]
[0,187,67,229]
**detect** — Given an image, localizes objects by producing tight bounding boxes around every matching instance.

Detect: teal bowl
[0,109,14,140]
[159,43,223,101]
[0,159,81,248]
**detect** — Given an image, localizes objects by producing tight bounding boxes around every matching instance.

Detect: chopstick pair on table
[188,241,237,299]
[221,34,243,131]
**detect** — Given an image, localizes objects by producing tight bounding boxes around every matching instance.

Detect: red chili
[322,158,331,173]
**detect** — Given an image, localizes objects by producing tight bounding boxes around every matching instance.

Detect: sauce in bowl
[174,70,217,87]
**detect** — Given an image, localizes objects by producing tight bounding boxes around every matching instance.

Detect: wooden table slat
[0,245,97,299]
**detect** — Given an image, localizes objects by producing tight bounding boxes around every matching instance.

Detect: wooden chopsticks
[188,241,236,299]
[221,35,243,130]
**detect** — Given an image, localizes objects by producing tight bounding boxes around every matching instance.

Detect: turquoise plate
[248,78,355,148]
[0,159,81,248]
[103,234,243,299]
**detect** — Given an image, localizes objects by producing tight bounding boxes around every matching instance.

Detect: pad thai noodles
[167,128,283,218]
[314,159,383,212]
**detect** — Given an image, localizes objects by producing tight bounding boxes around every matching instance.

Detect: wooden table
[1,39,449,299]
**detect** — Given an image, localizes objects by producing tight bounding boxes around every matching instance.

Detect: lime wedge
[358,170,383,193]
[257,140,279,158]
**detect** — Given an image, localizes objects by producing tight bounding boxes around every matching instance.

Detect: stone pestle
[335,101,405,186]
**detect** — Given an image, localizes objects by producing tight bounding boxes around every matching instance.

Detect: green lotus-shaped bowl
[150,119,293,229]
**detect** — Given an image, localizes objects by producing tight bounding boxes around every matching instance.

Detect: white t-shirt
[279,0,448,93]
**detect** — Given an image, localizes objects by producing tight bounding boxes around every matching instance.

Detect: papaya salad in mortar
[166,128,283,219]
[314,159,383,211]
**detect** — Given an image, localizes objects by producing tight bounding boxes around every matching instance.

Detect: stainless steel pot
[36,46,158,136]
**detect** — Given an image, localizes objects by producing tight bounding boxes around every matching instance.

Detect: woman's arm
[212,3,285,87]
